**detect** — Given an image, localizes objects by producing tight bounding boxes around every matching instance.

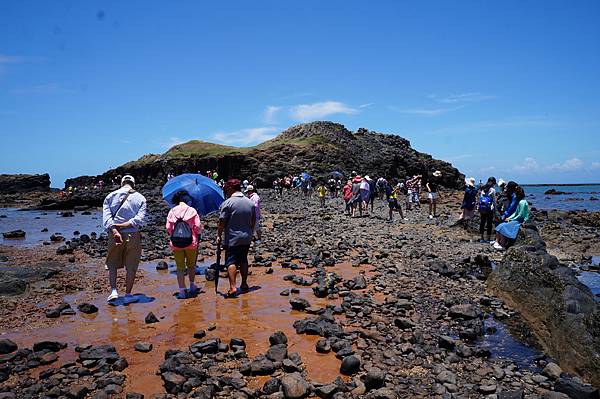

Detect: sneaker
[107,291,119,302]
[403,218,408,221]
[255,240,262,245]
[493,242,505,251]
[429,214,433,219]
[176,291,188,300]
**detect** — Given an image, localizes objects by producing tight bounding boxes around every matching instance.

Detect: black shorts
[388,199,399,209]
[224,245,250,267]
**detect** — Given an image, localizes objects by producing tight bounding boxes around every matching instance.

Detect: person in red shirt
[342,180,353,215]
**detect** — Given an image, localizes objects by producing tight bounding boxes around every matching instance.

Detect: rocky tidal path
[1,189,599,398]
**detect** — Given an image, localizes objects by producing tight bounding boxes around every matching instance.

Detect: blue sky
[1,0,599,186]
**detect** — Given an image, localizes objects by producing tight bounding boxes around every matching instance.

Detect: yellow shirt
[317,186,327,197]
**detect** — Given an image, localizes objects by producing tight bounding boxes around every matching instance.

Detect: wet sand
[2,257,374,396]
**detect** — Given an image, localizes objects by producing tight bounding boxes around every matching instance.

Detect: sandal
[224,291,238,299]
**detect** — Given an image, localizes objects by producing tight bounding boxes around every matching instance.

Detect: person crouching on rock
[102,175,147,303]
[217,179,255,298]
[493,186,529,250]
[166,190,201,299]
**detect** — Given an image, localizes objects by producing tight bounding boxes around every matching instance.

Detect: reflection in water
[480,318,541,370]
[4,259,364,395]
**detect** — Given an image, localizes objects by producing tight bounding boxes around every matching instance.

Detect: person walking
[478,177,497,243]
[426,171,442,219]
[342,179,353,215]
[217,179,255,298]
[459,177,478,226]
[246,185,262,244]
[102,175,147,303]
[316,181,328,208]
[166,190,201,299]
[351,176,363,217]
[367,176,377,213]
[360,176,371,214]
[386,181,406,222]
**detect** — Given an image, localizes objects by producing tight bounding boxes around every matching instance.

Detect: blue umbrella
[330,171,343,178]
[301,172,311,181]
[162,174,224,216]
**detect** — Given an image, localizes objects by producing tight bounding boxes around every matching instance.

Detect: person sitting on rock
[217,179,256,298]
[166,190,201,299]
[493,185,529,250]
[102,175,147,303]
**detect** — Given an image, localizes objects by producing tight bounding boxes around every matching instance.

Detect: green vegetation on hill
[164,140,244,158]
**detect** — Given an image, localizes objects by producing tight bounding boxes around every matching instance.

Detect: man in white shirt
[102,175,147,303]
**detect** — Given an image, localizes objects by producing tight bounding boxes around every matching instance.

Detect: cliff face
[0,174,51,193]
[65,122,464,189]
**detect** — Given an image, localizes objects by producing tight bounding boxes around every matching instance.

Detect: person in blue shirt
[500,181,519,221]
[458,177,478,228]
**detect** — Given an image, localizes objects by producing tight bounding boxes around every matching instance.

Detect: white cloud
[289,101,359,122]
[392,105,463,117]
[211,127,279,147]
[548,158,583,172]
[513,157,540,172]
[264,106,283,124]
[359,103,374,109]
[513,157,588,173]
[428,92,496,104]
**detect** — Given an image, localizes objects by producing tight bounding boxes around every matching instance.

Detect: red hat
[353,176,362,183]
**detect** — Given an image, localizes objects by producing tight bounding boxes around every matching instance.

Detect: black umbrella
[214,244,222,294]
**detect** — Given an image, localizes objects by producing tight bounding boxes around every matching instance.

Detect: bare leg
[227,264,237,294]
[176,269,187,289]
[433,201,437,216]
[240,263,249,290]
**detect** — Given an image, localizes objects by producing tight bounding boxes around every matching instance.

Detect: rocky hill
[65,122,464,189]
[0,174,51,193]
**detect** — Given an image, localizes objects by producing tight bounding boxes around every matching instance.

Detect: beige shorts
[106,231,142,273]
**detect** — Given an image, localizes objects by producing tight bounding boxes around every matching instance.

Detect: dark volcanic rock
[280,372,310,399]
[77,303,98,314]
[290,297,311,311]
[269,331,288,346]
[340,355,361,375]
[0,339,18,354]
[33,341,67,352]
[0,173,50,193]
[488,225,600,386]
[66,122,464,189]
[145,312,159,324]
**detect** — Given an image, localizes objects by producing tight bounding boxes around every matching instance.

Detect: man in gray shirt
[217,179,255,298]
[102,175,147,303]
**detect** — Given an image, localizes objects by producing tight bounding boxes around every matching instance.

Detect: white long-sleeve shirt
[102,185,147,233]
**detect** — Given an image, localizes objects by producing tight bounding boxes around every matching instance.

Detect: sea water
[0,207,103,246]
[523,184,600,212]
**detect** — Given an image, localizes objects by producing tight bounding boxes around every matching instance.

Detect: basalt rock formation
[0,174,50,193]
[65,121,464,189]
[487,223,600,386]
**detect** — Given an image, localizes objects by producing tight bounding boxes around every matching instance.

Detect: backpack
[479,189,493,212]
[170,210,193,248]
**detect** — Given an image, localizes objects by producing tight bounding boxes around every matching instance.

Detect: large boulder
[487,224,600,386]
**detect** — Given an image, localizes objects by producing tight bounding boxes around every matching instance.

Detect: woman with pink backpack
[166,190,202,299]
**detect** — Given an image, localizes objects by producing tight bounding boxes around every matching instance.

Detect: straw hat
[466,177,475,187]
[433,170,442,177]
[245,185,255,192]
[498,178,506,187]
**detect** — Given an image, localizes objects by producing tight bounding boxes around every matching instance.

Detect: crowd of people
[458,177,530,251]
[102,175,262,302]
[101,169,529,303]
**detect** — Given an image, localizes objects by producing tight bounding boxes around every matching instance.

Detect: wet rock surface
[2,188,599,397]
